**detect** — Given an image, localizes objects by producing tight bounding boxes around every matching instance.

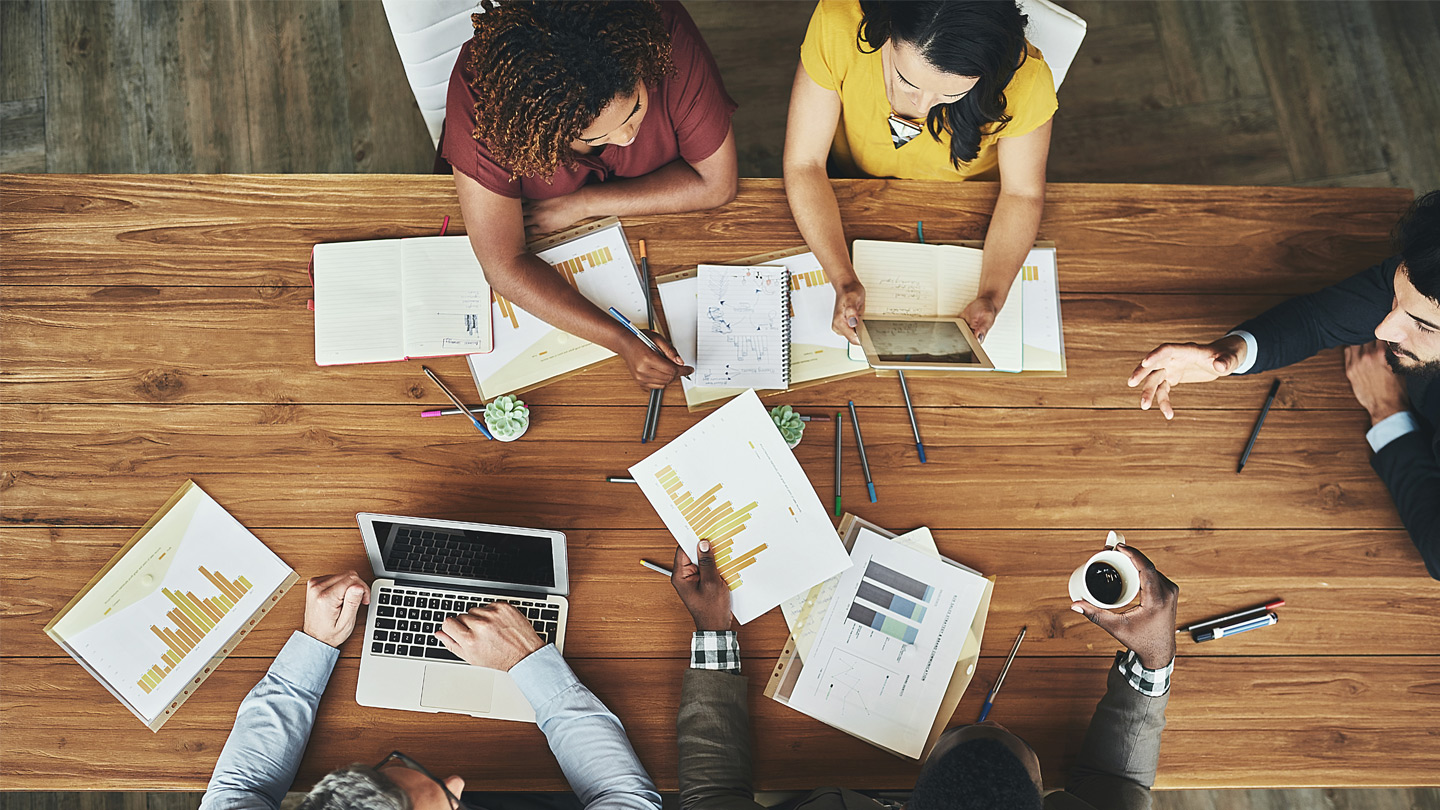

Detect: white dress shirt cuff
[1366,411,1421,453]
[1224,330,1259,375]
[511,643,577,708]
[270,631,341,695]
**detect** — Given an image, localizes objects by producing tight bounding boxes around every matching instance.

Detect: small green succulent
[770,405,804,447]
[484,394,530,439]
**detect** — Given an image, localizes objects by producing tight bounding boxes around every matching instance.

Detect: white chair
[1017,0,1087,91]
[382,0,486,148]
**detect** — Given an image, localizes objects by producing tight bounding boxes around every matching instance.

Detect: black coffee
[1084,562,1125,604]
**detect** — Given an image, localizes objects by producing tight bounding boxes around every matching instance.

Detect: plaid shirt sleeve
[691,631,741,673]
[1116,649,1173,697]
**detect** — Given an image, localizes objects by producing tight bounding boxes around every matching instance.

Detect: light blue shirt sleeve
[1366,411,1421,453]
[1225,330,1259,374]
[199,631,340,810]
[512,645,662,810]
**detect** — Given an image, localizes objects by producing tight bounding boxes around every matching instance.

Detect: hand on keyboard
[435,601,546,671]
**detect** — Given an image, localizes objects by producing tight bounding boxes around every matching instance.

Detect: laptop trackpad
[420,664,495,714]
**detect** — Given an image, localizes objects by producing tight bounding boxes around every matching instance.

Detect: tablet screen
[863,319,979,364]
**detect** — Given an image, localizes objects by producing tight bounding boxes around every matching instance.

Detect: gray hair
[297,764,413,810]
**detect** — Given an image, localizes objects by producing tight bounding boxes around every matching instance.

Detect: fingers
[1128,346,1171,386]
[1071,600,1122,632]
[1136,369,1165,410]
[695,539,722,587]
[651,333,685,366]
[1155,381,1174,420]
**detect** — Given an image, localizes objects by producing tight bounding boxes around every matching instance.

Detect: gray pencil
[847,400,876,503]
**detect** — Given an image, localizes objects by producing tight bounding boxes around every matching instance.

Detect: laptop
[354,512,569,723]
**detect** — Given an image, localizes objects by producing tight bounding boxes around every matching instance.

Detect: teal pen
[421,366,493,440]
[847,400,876,503]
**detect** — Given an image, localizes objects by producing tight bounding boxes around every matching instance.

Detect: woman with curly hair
[783,1,1055,346]
[443,0,738,390]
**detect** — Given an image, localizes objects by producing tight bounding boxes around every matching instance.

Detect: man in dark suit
[668,538,1180,810]
[1128,190,1440,580]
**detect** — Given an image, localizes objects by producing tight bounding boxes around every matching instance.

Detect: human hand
[960,295,999,343]
[1127,334,1248,420]
[619,331,693,390]
[1071,545,1179,669]
[671,540,733,632]
[302,571,371,648]
[435,601,546,671]
[831,281,866,345]
[522,194,589,239]
[1344,341,1410,426]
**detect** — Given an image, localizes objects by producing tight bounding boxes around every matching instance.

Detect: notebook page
[399,237,493,358]
[313,240,404,365]
[937,245,1022,371]
[695,265,789,389]
[852,241,944,315]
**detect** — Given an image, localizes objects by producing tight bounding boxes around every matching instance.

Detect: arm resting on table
[678,668,764,810]
[199,631,340,810]
[1060,652,1170,810]
[1370,427,1440,580]
[512,645,662,810]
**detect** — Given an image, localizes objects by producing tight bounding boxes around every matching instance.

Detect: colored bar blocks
[862,560,935,603]
[553,245,614,286]
[788,267,829,290]
[654,465,766,592]
[495,295,521,331]
[846,602,919,644]
[137,568,252,694]
[856,580,927,623]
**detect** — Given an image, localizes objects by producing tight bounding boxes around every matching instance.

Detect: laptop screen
[373,519,556,588]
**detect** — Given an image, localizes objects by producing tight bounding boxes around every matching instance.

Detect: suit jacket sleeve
[1371,427,1440,580]
[1232,257,1398,374]
[1059,660,1169,810]
[677,668,765,810]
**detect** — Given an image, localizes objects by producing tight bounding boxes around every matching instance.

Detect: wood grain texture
[337,0,435,174]
[0,99,46,173]
[0,177,1411,293]
[1154,1,1267,106]
[43,0,149,173]
[0,0,44,102]
[3,656,1437,791]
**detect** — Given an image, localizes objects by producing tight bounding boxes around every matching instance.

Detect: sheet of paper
[629,390,852,624]
[50,484,293,722]
[400,236,493,358]
[766,252,870,385]
[695,265,789,389]
[313,240,404,365]
[786,531,989,758]
[1020,247,1064,371]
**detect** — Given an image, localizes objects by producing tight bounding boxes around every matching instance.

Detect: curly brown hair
[465,0,674,178]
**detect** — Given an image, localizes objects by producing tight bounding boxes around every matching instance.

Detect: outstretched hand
[1071,545,1179,669]
[1127,334,1248,420]
[671,540,733,632]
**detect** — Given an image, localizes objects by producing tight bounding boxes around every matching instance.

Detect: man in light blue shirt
[200,571,662,810]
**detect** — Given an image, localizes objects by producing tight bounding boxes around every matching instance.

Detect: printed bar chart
[863,560,935,604]
[856,580,928,622]
[495,295,521,330]
[788,267,829,290]
[846,602,919,644]
[138,567,252,694]
[655,464,765,591]
[553,245,614,285]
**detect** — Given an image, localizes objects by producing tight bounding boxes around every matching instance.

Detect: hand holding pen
[609,307,692,390]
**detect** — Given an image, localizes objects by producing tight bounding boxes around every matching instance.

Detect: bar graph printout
[788,531,988,758]
[46,481,295,728]
[630,389,852,624]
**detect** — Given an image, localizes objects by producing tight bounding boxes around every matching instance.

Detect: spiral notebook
[694,265,791,389]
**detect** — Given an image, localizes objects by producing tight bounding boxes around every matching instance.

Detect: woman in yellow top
[784,0,1056,343]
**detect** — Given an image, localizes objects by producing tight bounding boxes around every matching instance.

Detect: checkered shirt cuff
[691,631,741,673]
[1117,649,1172,697]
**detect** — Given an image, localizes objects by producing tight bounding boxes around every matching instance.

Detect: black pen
[834,412,843,516]
[1237,379,1281,473]
[847,400,876,503]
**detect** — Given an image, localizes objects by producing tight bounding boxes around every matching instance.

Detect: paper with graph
[1020,246,1064,371]
[786,531,989,758]
[628,389,851,624]
[468,218,648,398]
[45,481,296,729]
[694,265,790,389]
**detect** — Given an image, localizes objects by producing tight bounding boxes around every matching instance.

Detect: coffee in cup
[1068,531,1141,609]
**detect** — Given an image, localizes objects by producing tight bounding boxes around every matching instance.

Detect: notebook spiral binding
[779,268,792,387]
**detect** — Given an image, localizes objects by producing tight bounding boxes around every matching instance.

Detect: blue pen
[608,307,664,355]
[422,366,493,440]
[977,626,1026,722]
[1193,612,1278,643]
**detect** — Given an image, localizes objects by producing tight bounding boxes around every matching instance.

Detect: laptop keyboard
[386,526,521,580]
[369,585,561,663]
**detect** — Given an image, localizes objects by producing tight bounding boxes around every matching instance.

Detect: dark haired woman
[784,0,1055,344]
[444,0,738,390]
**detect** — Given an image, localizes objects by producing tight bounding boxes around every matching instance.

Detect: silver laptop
[354,512,569,723]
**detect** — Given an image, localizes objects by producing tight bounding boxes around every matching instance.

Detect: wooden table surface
[3,176,1437,792]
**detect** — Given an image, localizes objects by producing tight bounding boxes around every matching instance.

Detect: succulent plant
[770,405,804,447]
[483,394,530,439]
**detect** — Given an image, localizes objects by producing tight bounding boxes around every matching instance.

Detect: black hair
[857,1,1028,168]
[1396,190,1440,304]
[909,738,1042,810]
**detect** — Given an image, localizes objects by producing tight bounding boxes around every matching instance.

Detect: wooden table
[3,177,1437,792]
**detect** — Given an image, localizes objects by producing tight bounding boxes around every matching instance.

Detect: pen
[609,306,665,356]
[422,406,484,418]
[1193,612,1278,643]
[639,240,663,443]
[1178,599,1285,633]
[800,415,832,422]
[1237,378,1281,473]
[440,215,450,236]
[834,411,843,516]
[847,400,876,503]
[640,559,673,576]
[421,366,493,440]
[977,626,1026,722]
[898,372,926,463]
[606,476,637,484]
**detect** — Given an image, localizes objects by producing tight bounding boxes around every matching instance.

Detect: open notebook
[312,236,493,366]
[694,265,791,389]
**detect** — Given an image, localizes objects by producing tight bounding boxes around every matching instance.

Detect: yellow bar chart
[137,567,252,694]
[655,465,767,591]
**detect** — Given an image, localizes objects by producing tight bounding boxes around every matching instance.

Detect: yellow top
[800,0,1057,181]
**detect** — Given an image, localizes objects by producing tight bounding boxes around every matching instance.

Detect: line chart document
[787,531,989,758]
[628,389,851,624]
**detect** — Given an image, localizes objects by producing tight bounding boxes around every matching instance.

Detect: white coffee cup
[1068,531,1141,609]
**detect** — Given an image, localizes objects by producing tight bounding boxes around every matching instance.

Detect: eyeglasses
[374,750,479,810]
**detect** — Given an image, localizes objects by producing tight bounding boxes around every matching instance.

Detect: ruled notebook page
[694,265,789,389]
[313,240,404,365]
[400,237,493,358]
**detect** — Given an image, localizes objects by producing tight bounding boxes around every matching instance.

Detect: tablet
[856,316,994,371]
